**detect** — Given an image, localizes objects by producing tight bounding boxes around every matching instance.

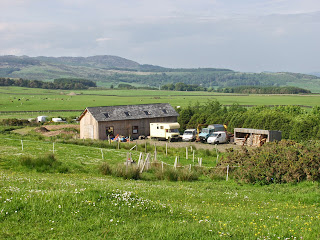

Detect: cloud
[95,38,112,42]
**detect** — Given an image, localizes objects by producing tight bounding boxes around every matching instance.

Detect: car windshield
[209,133,218,137]
[184,131,193,135]
[202,129,209,134]
[169,129,179,133]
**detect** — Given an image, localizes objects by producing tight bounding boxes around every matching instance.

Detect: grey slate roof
[84,103,179,122]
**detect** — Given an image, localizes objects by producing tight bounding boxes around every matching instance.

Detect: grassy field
[1,133,320,239]
[1,86,320,119]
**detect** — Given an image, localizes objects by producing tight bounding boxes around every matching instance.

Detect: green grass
[1,86,320,119]
[1,133,320,239]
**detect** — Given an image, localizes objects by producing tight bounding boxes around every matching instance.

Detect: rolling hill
[1,55,320,92]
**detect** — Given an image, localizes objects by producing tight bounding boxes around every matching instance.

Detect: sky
[0,0,320,73]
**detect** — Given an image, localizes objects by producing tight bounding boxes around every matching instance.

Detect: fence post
[216,145,219,164]
[226,165,229,181]
[166,143,168,156]
[53,142,55,154]
[145,141,147,153]
[174,157,177,170]
[162,161,164,173]
[118,138,120,150]
[21,140,23,151]
[193,150,195,164]
[186,147,188,160]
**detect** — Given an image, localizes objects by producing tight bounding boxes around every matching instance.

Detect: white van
[150,122,180,141]
[207,131,228,144]
[182,129,197,141]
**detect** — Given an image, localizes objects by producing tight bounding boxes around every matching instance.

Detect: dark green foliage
[20,153,68,173]
[0,77,96,90]
[53,78,97,88]
[161,82,207,91]
[1,118,33,126]
[100,162,112,175]
[214,140,320,184]
[217,86,311,94]
[177,100,320,141]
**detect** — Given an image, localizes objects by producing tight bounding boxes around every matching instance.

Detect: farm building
[234,128,282,147]
[78,103,179,140]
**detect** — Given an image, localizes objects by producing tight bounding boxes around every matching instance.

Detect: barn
[78,103,179,140]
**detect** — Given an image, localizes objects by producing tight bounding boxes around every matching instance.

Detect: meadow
[1,133,320,239]
[1,87,320,239]
[1,86,320,119]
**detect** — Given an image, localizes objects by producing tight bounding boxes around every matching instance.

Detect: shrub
[113,164,141,180]
[178,168,199,181]
[214,140,320,184]
[100,162,112,175]
[164,168,179,181]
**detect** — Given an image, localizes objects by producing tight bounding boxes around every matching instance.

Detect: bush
[178,168,199,181]
[100,162,112,175]
[214,140,320,184]
[113,164,141,180]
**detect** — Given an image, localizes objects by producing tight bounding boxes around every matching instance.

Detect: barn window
[162,109,168,114]
[106,126,114,137]
[124,111,131,116]
[103,112,109,118]
[144,111,151,115]
[132,126,138,134]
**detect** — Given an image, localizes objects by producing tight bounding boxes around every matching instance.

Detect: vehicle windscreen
[202,129,209,134]
[209,133,218,137]
[169,129,179,133]
[184,131,192,135]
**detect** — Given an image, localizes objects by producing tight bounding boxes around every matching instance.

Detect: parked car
[207,131,229,144]
[198,124,225,142]
[182,129,197,141]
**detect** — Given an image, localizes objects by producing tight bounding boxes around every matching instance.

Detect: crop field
[1,86,320,119]
[0,134,320,239]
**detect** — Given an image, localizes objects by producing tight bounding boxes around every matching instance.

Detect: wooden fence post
[101,148,104,159]
[145,141,147,153]
[193,150,195,164]
[186,147,188,159]
[166,143,168,156]
[226,165,229,181]
[53,142,55,154]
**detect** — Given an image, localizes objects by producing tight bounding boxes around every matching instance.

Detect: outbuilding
[78,103,179,140]
[234,128,282,146]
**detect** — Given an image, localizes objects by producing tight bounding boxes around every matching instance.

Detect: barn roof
[78,103,179,122]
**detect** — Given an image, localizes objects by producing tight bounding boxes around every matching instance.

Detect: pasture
[1,86,320,119]
[1,87,320,239]
[1,134,320,239]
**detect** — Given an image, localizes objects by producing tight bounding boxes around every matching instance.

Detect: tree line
[161,82,207,91]
[216,86,311,94]
[177,100,320,141]
[0,77,96,90]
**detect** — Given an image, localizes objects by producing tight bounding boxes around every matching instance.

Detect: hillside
[1,55,320,92]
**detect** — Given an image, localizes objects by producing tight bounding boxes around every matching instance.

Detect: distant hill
[1,55,320,92]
